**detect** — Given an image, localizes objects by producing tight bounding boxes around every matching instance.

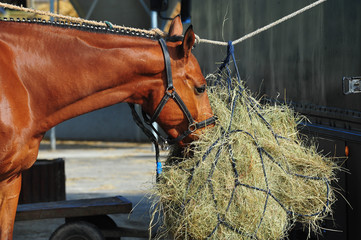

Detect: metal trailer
[15,159,150,240]
[16,196,144,240]
[286,87,361,240]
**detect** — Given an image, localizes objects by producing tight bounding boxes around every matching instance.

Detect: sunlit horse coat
[0,16,213,239]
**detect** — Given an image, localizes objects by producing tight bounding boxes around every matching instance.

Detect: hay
[152,75,339,240]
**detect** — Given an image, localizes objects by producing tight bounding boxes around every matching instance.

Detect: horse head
[141,17,215,146]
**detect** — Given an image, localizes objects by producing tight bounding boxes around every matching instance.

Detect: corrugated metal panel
[191,0,361,112]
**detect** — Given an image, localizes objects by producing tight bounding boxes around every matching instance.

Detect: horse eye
[195,85,206,94]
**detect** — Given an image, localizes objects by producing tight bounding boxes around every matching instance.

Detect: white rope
[194,0,327,46]
[0,1,326,45]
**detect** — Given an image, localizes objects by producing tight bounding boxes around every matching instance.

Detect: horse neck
[2,22,163,133]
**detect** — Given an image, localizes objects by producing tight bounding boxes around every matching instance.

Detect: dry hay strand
[151,76,339,240]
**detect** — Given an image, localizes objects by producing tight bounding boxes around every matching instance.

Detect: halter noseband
[141,38,216,145]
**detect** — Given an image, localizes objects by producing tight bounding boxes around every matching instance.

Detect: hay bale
[152,77,338,240]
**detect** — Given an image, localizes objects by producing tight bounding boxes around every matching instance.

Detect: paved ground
[13,140,167,240]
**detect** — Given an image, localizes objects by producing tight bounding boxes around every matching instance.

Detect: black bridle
[129,38,216,146]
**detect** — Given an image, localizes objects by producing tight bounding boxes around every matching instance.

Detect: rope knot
[194,34,201,45]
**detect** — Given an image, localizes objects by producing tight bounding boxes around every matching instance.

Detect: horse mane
[0,17,183,42]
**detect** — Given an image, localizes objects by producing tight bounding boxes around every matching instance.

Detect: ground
[13,140,167,240]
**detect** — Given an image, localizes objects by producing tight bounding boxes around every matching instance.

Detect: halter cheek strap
[133,38,216,145]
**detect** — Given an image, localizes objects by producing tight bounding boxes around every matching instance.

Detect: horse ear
[182,25,195,57]
[168,15,183,36]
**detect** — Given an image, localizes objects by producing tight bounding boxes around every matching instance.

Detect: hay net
[152,42,337,239]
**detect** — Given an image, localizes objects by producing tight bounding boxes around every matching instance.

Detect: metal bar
[151,10,159,150]
[16,196,132,221]
[299,122,361,144]
[151,11,158,29]
[49,0,54,21]
[85,0,98,20]
[50,127,56,150]
[49,0,56,149]
[138,0,150,16]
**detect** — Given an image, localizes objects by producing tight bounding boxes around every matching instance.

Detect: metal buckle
[165,86,176,98]
[188,122,197,133]
[343,76,361,95]
[160,140,170,151]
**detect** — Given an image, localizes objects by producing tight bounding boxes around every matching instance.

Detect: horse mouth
[176,118,216,146]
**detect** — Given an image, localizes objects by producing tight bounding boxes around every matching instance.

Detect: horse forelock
[0,17,183,42]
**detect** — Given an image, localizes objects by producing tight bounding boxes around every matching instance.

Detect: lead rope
[128,103,162,181]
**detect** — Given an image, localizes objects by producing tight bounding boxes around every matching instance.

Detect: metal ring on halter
[165,87,176,97]
[188,123,197,133]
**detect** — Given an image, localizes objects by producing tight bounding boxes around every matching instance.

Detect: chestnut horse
[0,16,214,239]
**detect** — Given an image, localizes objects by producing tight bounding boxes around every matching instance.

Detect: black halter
[131,38,216,145]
